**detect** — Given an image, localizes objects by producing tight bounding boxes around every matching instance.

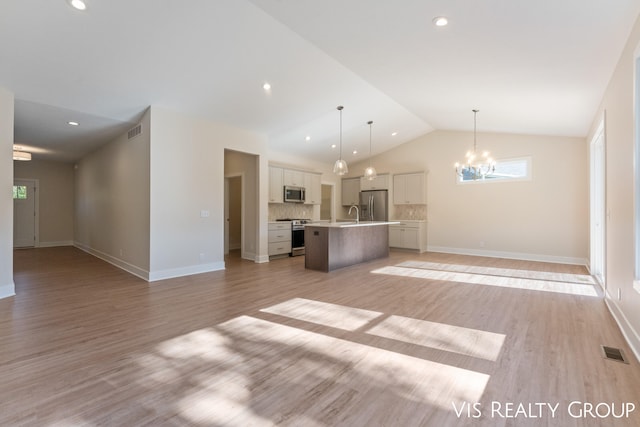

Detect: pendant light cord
[473,109,478,153]
[339,107,343,159]
[368,120,373,166]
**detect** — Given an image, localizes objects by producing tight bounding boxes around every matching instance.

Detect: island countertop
[304,221,394,272]
[306,221,399,228]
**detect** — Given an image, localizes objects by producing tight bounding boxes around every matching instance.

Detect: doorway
[590,120,606,289]
[224,176,242,256]
[13,179,39,248]
[320,183,334,221]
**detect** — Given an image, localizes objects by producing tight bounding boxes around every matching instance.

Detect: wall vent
[601,345,629,364]
[128,123,142,140]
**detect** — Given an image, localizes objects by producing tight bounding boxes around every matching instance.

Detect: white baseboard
[74,242,150,281]
[605,297,640,364]
[242,251,256,262]
[39,240,74,248]
[148,262,225,282]
[0,282,15,299]
[427,245,588,266]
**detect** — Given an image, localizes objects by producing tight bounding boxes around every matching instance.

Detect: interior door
[13,179,36,248]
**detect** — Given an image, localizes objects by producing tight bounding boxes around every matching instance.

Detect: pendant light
[363,120,377,180]
[333,105,348,175]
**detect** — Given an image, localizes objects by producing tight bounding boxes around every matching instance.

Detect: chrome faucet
[348,205,359,223]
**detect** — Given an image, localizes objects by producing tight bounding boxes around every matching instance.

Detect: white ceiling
[1,0,638,163]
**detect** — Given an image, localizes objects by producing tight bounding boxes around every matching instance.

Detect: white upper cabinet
[360,174,389,191]
[341,177,361,206]
[393,172,426,205]
[270,166,322,204]
[269,166,284,203]
[304,173,322,205]
[283,169,305,187]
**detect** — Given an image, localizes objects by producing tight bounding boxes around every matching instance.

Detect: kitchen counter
[308,221,399,228]
[304,222,394,272]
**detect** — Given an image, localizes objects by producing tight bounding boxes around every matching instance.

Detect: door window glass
[13,185,27,199]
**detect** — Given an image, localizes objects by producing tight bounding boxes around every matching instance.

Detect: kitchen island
[304,221,398,272]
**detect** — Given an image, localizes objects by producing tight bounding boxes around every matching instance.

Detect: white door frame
[13,178,40,248]
[589,118,606,290]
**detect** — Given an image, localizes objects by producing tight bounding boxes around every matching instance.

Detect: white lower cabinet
[268,222,291,257]
[389,221,427,252]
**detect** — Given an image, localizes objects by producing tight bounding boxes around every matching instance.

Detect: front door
[13,179,37,248]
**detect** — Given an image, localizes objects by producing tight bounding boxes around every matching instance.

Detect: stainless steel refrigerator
[359,190,389,222]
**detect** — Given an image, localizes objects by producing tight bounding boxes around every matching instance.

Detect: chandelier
[455,109,494,180]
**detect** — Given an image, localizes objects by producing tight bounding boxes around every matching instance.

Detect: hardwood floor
[2,247,639,426]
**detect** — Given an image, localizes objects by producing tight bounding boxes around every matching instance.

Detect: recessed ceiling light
[331,144,337,149]
[69,0,87,11]
[433,16,448,27]
[391,132,398,136]
[305,136,311,141]
[263,82,271,91]
[352,150,358,155]
[68,121,79,126]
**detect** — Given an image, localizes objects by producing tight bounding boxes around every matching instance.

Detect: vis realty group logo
[452,401,636,420]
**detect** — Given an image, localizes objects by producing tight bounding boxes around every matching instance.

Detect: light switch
[200,210,210,218]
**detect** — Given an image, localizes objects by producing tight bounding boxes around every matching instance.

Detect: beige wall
[74,109,151,279]
[14,159,74,246]
[0,87,14,298]
[345,129,588,264]
[149,106,269,278]
[590,13,640,358]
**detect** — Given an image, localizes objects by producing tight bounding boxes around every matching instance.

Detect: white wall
[0,87,14,299]
[345,129,588,264]
[14,159,75,247]
[74,109,151,279]
[589,13,640,359]
[149,106,268,278]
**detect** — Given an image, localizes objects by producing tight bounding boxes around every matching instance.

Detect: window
[457,157,531,184]
[13,185,27,199]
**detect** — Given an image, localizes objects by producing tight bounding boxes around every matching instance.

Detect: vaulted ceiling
[2,0,638,163]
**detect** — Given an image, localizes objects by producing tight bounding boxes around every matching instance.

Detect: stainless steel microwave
[284,186,305,203]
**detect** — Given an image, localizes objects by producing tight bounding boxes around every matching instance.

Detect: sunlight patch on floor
[218,316,490,412]
[138,315,490,424]
[260,297,383,331]
[371,265,599,297]
[366,315,505,361]
[262,298,504,361]
[398,260,596,285]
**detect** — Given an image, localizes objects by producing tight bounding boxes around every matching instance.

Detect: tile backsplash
[394,204,427,220]
[269,203,314,220]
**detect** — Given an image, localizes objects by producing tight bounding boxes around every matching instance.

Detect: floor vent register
[601,345,629,364]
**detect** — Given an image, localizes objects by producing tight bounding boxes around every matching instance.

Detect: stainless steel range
[277,219,311,256]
